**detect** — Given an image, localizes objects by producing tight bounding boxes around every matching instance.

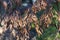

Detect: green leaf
[31,23,35,29]
[52,3,58,11]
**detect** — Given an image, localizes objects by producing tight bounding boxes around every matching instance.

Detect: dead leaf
[3,1,7,10]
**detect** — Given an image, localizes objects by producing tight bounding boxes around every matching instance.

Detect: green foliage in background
[51,9,58,26]
[36,26,58,40]
[52,3,58,11]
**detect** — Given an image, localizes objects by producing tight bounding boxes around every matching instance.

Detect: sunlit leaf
[31,22,35,29]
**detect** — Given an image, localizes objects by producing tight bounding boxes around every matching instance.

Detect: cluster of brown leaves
[0,0,60,40]
[32,0,47,13]
[0,12,42,40]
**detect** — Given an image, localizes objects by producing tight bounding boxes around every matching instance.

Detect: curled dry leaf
[27,17,33,23]
[35,23,42,35]
[40,13,51,28]
[16,35,19,40]
[3,24,7,31]
[26,14,33,23]
[9,24,13,30]
[0,27,3,34]
[11,29,16,37]
[23,28,28,34]
[45,15,51,24]
[22,21,27,27]
[1,20,5,26]
[13,22,18,28]
[33,0,41,11]
[41,0,47,9]
[23,14,28,21]
[31,15,38,22]
[3,1,7,10]
[19,20,23,27]
[15,10,20,15]
[35,26,42,35]
[32,6,38,13]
